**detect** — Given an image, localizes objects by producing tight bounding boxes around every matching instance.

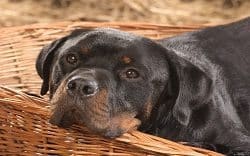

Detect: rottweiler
[36,17,250,155]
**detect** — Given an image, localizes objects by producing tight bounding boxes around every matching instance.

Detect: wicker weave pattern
[0,22,223,155]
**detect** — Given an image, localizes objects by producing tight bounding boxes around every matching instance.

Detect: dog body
[156,18,250,152]
[36,18,250,155]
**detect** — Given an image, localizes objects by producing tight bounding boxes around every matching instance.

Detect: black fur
[36,17,250,155]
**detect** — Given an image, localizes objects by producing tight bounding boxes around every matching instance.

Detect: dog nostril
[82,85,95,95]
[67,81,76,90]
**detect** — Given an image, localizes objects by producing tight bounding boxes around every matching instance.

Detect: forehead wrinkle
[81,28,140,49]
[60,33,87,52]
[92,28,138,41]
[59,28,141,55]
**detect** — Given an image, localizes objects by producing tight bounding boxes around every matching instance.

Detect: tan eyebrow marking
[120,55,132,64]
[81,47,89,54]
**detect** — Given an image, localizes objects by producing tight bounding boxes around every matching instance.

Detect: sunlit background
[0,0,249,27]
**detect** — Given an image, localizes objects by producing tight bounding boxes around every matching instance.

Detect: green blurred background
[0,0,250,27]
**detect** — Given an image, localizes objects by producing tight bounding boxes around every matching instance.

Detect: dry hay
[0,0,250,27]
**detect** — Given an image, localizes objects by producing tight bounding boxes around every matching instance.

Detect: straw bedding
[0,22,222,155]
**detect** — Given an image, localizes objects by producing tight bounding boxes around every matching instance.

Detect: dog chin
[101,113,141,138]
[77,111,141,138]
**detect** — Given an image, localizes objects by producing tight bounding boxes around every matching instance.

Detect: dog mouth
[49,90,141,138]
[100,112,141,138]
[49,107,80,128]
[49,107,141,138]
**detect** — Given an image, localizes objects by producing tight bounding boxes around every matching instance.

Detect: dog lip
[49,108,78,128]
[49,112,63,126]
[103,130,123,139]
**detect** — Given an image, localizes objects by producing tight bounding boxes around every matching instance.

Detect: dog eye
[125,69,140,79]
[66,54,78,64]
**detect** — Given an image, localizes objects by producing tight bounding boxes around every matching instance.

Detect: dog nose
[67,77,98,96]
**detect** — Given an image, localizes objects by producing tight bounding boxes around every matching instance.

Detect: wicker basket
[0,22,222,156]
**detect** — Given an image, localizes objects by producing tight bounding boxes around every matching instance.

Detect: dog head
[36,28,212,138]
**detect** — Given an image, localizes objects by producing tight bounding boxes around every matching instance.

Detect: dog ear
[167,52,213,126]
[36,29,92,96]
[36,37,68,95]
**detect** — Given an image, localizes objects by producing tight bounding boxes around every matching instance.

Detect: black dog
[36,17,250,155]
